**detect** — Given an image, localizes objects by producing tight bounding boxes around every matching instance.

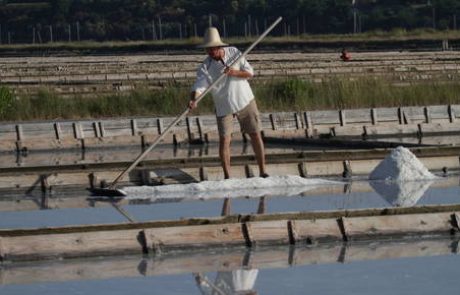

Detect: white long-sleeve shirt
[192,46,255,117]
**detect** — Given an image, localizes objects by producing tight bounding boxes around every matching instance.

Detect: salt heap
[123,175,340,201]
[369,146,437,181]
[369,146,438,207]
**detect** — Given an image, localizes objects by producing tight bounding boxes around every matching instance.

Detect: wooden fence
[1,104,460,153]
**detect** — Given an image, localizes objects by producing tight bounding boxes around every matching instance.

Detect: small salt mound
[123,175,340,200]
[369,146,437,181]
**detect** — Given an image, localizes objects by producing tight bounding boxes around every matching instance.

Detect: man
[340,48,352,61]
[189,27,268,179]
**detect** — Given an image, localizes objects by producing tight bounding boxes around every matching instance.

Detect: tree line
[0,0,459,44]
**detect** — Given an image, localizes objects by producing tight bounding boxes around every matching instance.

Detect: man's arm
[224,68,253,79]
[189,90,201,110]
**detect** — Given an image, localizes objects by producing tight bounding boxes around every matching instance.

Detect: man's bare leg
[248,132,267,177]
[219,135,232,179]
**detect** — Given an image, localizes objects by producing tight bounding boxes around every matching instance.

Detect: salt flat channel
[0,175,458,229]
[1,147,460,294]
[0,146,457,230]
[1,237,459,294]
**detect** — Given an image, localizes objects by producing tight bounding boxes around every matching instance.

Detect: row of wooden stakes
[1,205,459,262]
[2,104,460,153]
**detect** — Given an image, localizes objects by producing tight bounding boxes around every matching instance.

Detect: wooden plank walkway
[1,104,460,153]
[0,204,459,261]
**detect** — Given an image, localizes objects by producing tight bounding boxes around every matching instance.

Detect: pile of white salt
[369,146,438,206]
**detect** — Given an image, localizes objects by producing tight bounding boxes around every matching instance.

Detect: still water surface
[1,177,459,294]
[1,241,459,294]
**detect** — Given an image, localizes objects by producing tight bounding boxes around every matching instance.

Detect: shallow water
[1,239,459,294]
[1,175,460,294]
[0,176,459,229]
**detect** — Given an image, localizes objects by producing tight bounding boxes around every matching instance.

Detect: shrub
[0,86,15,120]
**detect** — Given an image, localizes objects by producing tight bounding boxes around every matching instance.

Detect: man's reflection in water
[194,195,265,295]
[195,270,258,295]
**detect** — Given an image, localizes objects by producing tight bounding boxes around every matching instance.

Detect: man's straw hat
[198,27,228,48]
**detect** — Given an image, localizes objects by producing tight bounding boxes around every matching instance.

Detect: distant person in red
[340,48,352,61]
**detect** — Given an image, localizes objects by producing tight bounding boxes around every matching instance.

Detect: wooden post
[40,175,49,194]
[294,113,302,129]
[257,196,265,214]
[186,117,193,142]
[269,113,276,130]
[73,122,83,139]
[398,108,409,125]
[370,108,378,125]
[54,122,62,140]
[242,223,254,247]
[93,122,100,138]
[303,111,312,129]
[288,220,298,245]
[448,105,456,123]
[98,121,105,137]
[199,166,208,181]
[88,173,98,189]
[424,106,431,124]
[196,117,203,141]
[298,162,307,178]
[131,119,138,136]
[339,109,346,126]
[362,125,368,140]
[15,124,23,141]
[417,123,423,139]
[157,118,164,134]
[221,198,231,216]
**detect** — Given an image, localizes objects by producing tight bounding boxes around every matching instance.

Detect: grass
[1,77,460,122]
[255,77,460,112]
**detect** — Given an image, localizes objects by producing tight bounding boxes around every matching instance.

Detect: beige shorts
[217,99,261,137]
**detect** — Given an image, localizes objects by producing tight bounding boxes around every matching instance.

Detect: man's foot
[260,173,270,178]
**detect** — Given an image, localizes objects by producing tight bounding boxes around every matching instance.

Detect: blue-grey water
[1,242,459,294]
[1,176,460,294]
[0,177,459,229]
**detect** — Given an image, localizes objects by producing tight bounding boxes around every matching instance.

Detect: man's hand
[224,67,252,79]
[188,99,198,110]
[189,91,200,110]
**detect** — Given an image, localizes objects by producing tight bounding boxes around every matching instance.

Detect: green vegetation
[0,86,15,118]
[0,0,459,44]
[256,77,460,111]
[2,78,460,121]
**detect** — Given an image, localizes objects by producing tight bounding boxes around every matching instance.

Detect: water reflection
[195,269,258,295]
[0,238,458,286]
[370,179,434,207]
